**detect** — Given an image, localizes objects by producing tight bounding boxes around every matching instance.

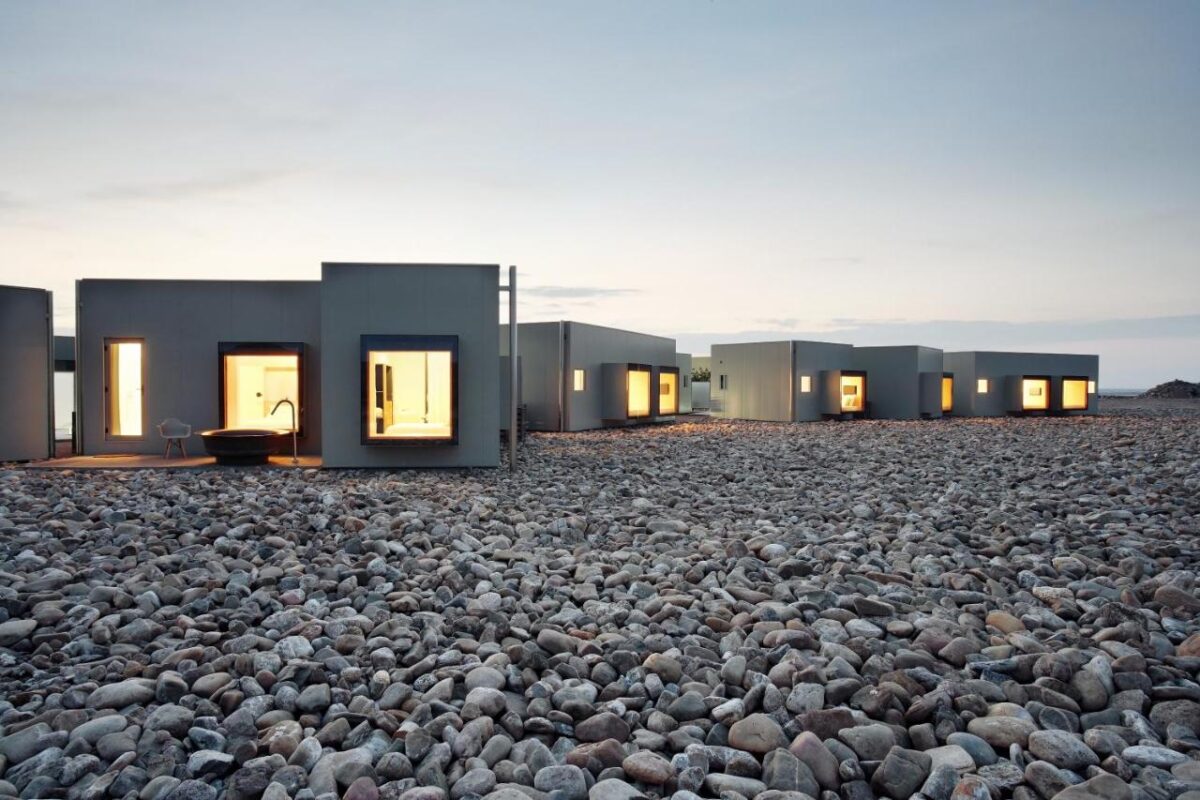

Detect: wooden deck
[25,454,321,470]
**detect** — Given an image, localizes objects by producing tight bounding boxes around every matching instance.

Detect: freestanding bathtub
[199,429,287,465]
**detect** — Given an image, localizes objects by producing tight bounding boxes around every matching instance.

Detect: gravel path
[1,408,1198,800]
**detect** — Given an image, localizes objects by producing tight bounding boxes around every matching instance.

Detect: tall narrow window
[1061,378,1088,410]
[840,373,865,413]
[573,369,586,392]
[941,375,954,412]
[1087,380,1096,394]
[362,335,458,444]
[105,339,144,438]
[719,375,727,390]
[658,369,679,415]
[628,366,651,418]
[220,343,303,431]
[1022,377,1050,410]
[977,378,989,394]
[800,375,812,393]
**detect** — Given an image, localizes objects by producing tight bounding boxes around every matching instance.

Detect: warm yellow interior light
[941,376,953,412]
[367,350,453,439]
[1062,378,1088,410]
[1022,378,1050,410]
[573,369,585,392]
[224,354,299,429]
[840,374,865,413]
[800,375,812,393]
[659,371,678,415]
[628,369,651,418]
[107,340,143,437]
[977,378,989,394]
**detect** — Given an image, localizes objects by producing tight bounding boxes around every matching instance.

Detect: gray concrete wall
[0,286,54,461]
[503,322,563,431]
[850,345,945,420]
[793,341,856,421]
[676,353,693,413]
[563,322,676,431]
[691,381,711,410]
[944,351,1100,416]
[711,341,793,422]
[76,280,321,455]
[320,263,499,468]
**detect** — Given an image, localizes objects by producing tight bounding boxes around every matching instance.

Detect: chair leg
[181,440,187,458]
[164,441,171,459]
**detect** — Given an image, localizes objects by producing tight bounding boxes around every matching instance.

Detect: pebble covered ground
[1,402,1198,800]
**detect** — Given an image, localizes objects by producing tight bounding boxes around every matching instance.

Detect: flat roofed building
[944,351,1100,416]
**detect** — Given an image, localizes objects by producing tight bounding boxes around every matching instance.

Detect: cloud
[85,169,297,202]
[522,285,638,300]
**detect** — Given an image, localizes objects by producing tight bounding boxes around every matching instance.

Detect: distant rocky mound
[1141,379,1200,398]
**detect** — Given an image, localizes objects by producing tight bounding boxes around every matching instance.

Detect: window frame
[1021,375,1052,411]
[941,373,954,413]
[360,334,459,446]
[657,365,680,416]
[218,342,306,435]
[1060,375,1090,411]
[799,375,812,393]
[838,369,867,414]
[626,363,653,420]
[103,337,146,441]
[573,368,586,392]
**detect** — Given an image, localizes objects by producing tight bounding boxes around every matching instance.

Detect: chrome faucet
[272,399,299,465]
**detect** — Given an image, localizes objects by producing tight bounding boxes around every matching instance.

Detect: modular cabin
[74,263,503,467]
[851,345,946,419]
[943,351,1099,416]
[501,321,678,431]
[711,340,869,422]
[0,285,55,461]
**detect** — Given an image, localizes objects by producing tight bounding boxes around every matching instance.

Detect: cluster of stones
[0,409,1198,800]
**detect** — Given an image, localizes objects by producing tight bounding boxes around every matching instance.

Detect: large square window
[104,338,144,438]
[658,368,679,415]
[1061,377,1089,411]
[1022,377,1050,411]
[840,372,866,413]
[362,335,457,444]
[220,343,303,432]
[628,365,652,418]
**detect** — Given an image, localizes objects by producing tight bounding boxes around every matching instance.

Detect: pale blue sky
[1,2,1197,387]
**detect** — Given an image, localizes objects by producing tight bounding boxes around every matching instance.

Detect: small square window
[573,369,586,392]
[977,378,989,394]
[1087,380,1096,394]
[799,375,812,393]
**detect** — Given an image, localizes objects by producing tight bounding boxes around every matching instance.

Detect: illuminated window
[573,369,586,392]
[800,375,812,393]
[1087,380,1096,394]
[1062,378,1088,410]
[628,366,651,418]
[840,373,865,413]
[104,338,144,438]
[362,336,457,444]
[658,369,679,415]
[942,376,954,412]
[1022,377,1050,411]
[220,343,302,431]
[977,378,989,394]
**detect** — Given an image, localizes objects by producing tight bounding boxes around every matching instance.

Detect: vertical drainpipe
[508,266,518,471]
[74,281,83,456]
[557,321,566,432]
[788,341,796,423]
